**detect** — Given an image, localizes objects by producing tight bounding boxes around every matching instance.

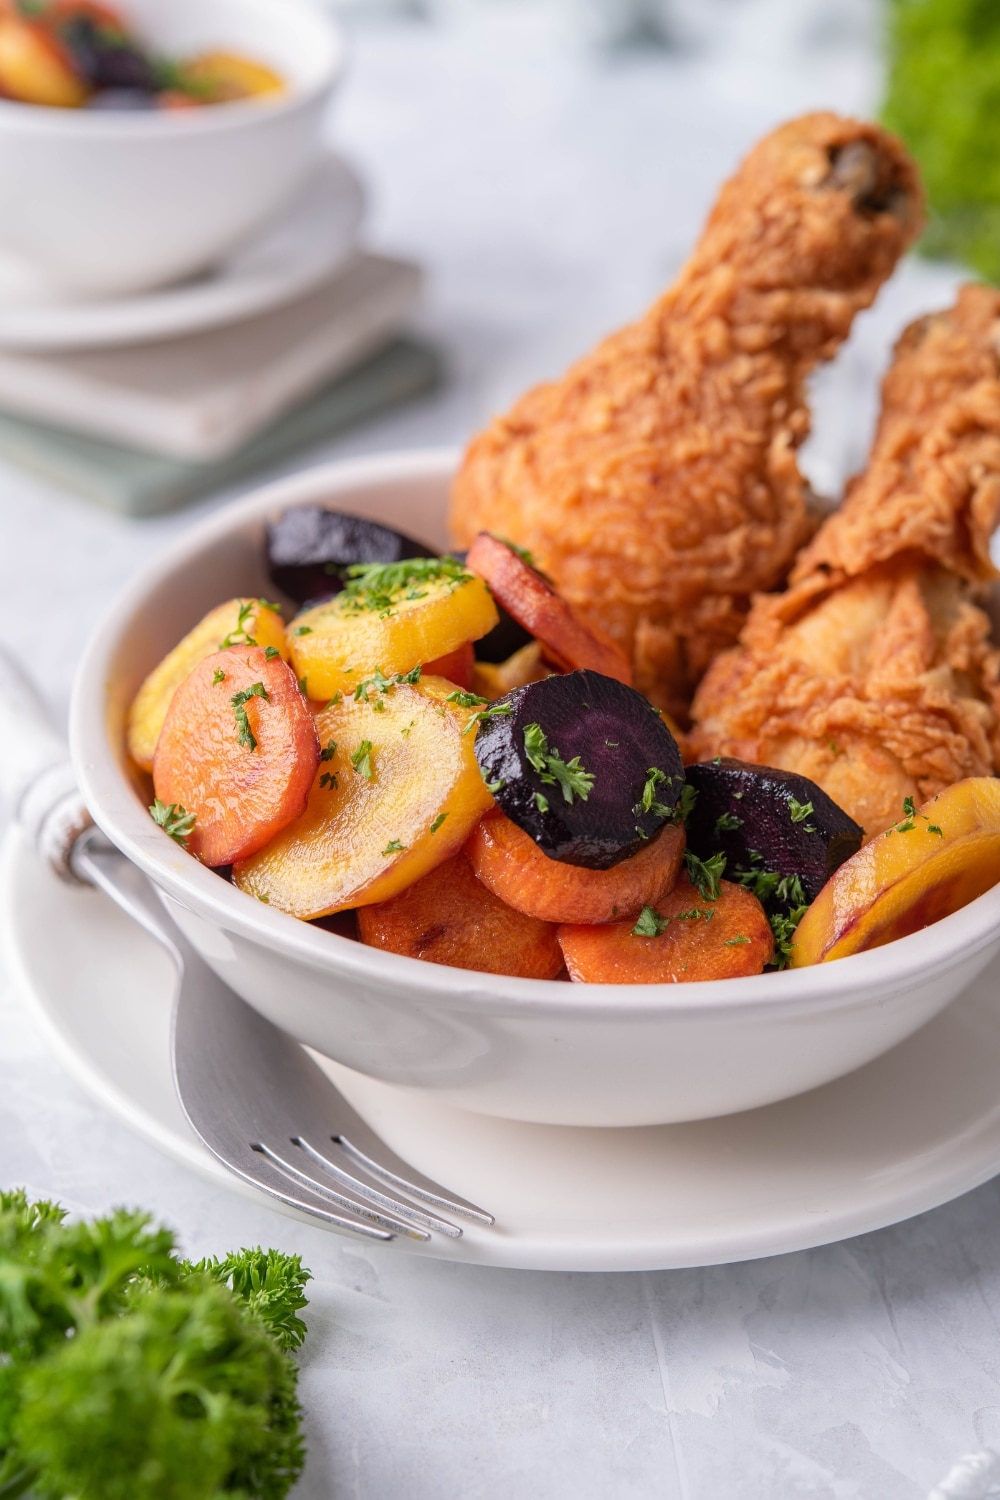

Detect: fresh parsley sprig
[339,557,472,619]
[683,849,726,902]
[523,722,595,804]
[0,1189,311,1500]
[148,799,196,845]
[231,681,270,752]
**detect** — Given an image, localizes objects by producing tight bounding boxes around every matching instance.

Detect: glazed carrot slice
[465,533,632,684]
[127,597,289,772]
[289,558,498,702]
[792,779,1000,965]
[232,677,494,918]
[558,875,773,983]
[152,646,320,867]
[357,849,564,979]
[467,810,685,925]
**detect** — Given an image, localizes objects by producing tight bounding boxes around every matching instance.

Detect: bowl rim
[0,0,343,137]
[69,446,1000,1022]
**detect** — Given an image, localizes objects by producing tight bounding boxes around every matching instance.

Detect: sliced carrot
[465,532,632,684]
[558,876,773,983]
[467,809,685,924]
[289,560,498,702]
[232,677,494,918]
[153,646,320,867]
[357,849,564,979]
[126,597,289,772]
[425,640,475,689]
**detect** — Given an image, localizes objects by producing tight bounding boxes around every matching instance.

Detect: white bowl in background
[69,451,1000,1128]
[0,0,343,297]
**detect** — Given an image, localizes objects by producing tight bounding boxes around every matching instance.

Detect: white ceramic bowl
[69,451,1000,1127]
[0,0,343,297]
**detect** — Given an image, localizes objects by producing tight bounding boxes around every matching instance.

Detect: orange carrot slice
[357,849,564,978]
[467,810,684,924]
[465,532,632,683]
[558,875,773,983]
[152,646,320,867]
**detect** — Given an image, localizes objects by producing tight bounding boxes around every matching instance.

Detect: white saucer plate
[0,153,364,352]
[5,826,1000,1273]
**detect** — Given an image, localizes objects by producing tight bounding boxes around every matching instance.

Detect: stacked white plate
[0,151,423,464]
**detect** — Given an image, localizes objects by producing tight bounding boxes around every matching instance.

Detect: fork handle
[0,646,92,881]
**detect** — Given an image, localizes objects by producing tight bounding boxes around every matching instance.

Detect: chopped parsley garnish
[264,646,280,660]
[212,668,226,686]
[498,536,542,571]
[351,740,374,779]
[885,795,932,837]
[230,681,270,752]
[683,849,726,902]
[430,813,448,834]
[463,703,513,736]
[325,692,342,708]
[445,689,490,709]
[320,739,337,762]
[534,791,550,813]
[148,799,195,845]
[339,557,472,619]
[382,839,406,856]
[293,625,313,636]
[788,797,815,829]
[523,722,595,803]
[218,599,277,650]
[319,771,339,791]
[298,676,308,696]
[714,811,743,835]
[733,853,807,912]
[769,906,808,969]
[485,776,505,794]
[353,665,421,703]
[676,907,714,922]
[725,934,750,945]
[632,905,669,938]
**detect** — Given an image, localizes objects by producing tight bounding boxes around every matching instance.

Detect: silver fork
[0,650,494,1244]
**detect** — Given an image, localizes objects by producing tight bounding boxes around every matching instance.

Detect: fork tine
[253,1142,432,1241]
[295,1135,464,1239]
[226,1152,395,1241]
[335,1134,496,1226]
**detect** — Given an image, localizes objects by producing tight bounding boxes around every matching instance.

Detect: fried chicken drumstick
[689,284,1000,838]
[451,112,923,718]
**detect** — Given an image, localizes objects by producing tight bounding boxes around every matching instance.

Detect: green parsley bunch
[0,1190,311,1500]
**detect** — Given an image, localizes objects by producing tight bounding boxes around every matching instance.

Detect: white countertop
[1,9,994,1497]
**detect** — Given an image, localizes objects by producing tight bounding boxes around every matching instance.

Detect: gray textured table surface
[1,9,996,1497]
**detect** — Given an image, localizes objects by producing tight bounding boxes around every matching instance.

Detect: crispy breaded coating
[791,283,1000,586]
[451,112,923,719]
[689,288,1000,838]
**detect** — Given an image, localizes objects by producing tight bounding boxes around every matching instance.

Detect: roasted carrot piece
[558,875,773,983]
[467,809,685,925]
[152,646,320,867]
[465,533,632,684]
[357,849,564,978]
[127,597,288,772]
[232,677,494,918]
[425,640,475,689]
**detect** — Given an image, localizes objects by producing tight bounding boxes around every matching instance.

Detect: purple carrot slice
[474,669,684,869]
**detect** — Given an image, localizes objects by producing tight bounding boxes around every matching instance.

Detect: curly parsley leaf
[632,905,669,938]
[231,681,270,752]
[522,723,595,804]
[149,800,196,845]
[683,849,726,902]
